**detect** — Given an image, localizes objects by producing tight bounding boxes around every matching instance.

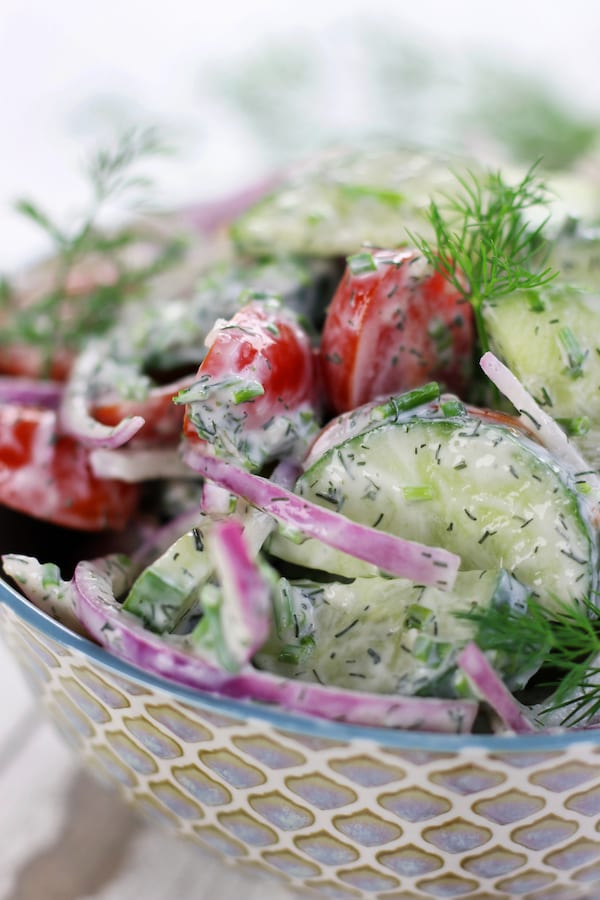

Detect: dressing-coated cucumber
[231,147,473,258]
[268,412,597,610]
[255,569,530,696]
[123,527,213,632]
[113,255,339,378]
[547,219,600,292]
[482,284,600,468]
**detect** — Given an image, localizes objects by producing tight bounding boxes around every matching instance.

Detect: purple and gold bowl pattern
[2,587,600,900]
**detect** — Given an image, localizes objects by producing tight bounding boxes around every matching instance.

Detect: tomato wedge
[0,404,139,530]
[319,249,474,414]
[91,377,192,447]
[180,297,319,469]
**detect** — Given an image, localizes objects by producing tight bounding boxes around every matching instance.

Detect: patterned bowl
[2,575,600,900]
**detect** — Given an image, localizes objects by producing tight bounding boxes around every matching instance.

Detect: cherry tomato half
[91,378,192,447]
[0,404,139,530]
[182,298,319,469]
[319,249,474,414]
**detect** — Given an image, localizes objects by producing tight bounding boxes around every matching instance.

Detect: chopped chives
[440,398,465,418]
[558,326,588,378]
[375,382,440,421]
[347,252,377,275]
[339,183,406,206]
[413,635,451,665]
[403,485,435,502]
[526,290,546,312]
[273,579,294,636]
[232,381,265,404]
[557,415,590,437]
[278,637,315,665]
[41,562,61,588]
[404,603,434,630]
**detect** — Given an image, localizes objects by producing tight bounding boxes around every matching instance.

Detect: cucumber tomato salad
[5,146,600,735]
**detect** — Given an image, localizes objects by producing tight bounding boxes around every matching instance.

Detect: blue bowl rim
[2,574,599,754]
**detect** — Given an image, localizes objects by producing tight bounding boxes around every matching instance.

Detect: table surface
[0,642,293,900]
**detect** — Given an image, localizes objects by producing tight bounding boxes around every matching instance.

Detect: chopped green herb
[4,127,184,367]
[278,636,315,665]
[557,326,588,378]
[402,485,435,502]
[408,163,557,354]
[440,398,465,417]
[556,415,591,437]
[338,183,406,206]
[232,381,265,404]
[404,603,434,630]
[347,252,377,276]
[456,594,600,726]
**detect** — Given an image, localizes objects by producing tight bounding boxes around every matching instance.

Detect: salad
[4,138,600,736]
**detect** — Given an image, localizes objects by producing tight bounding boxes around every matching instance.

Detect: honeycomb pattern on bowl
[3,604,600,900]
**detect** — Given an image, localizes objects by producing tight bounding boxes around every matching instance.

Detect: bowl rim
[2,575,600,753]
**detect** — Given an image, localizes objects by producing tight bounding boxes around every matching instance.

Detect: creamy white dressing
[186,386,318,471]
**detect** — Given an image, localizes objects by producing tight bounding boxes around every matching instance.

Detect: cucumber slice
[268,414,596,610]
[123,527,212,632]
[255,570,529,696]
[113,255,338,376]
[482,285,600,468]
[231,147,475,258]
[547,219,600,291]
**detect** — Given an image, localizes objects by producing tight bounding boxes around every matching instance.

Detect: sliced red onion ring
[206,519,271,668]
[201,481,235,516]
[270,457,302,490]
[457,642,536,734]
[183,447,460,590]
[74,558,477,733]
[200,460,300,552]
[480,351,600,505]
[0,377,63,409]
[182,176,281,234]
[60,344,145,448]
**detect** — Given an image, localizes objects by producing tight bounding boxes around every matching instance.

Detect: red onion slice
[73,558,477,733]
[457,642,536,734]
[183,446,460,590]
[0,377,63,409]
[206,519,272,668]
[201,481,235,516]
[480,351,600,504]
[182,176,281,234]
[60,344,145,449]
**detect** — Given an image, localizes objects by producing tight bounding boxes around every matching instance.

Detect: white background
[1,1,600,269]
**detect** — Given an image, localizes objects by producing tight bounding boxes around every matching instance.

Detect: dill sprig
[456,594,600,727]
[1,127,185,363]
[408,162,558,353]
